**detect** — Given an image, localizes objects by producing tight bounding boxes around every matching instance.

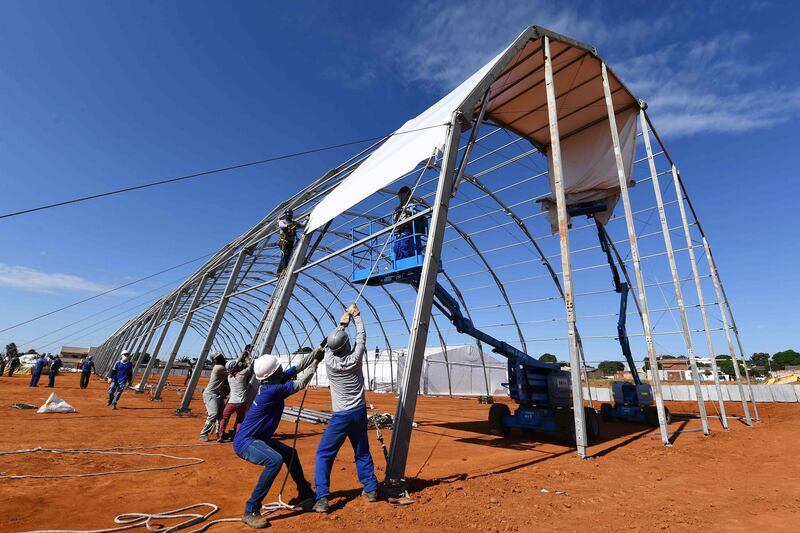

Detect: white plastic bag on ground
[37,393,76,414]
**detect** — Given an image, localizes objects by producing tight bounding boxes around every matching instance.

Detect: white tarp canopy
[306,26,639,232]
[277,344,507,397]
[539,108,638,231]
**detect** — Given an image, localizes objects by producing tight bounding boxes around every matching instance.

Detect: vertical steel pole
[640,110,710,435]
[386,115,463,485]
[705,247,760,422]
[130,306,165,381]
[178,248,251,413]
[243,233,312,406]
[152,274,211,401]
[543,36,588,458]
[601,63,670,445]
[702,237,753,425]
[670,164,728,428]
[137,293,183,393]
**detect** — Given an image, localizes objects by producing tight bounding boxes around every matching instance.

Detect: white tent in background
[277,344,507,397]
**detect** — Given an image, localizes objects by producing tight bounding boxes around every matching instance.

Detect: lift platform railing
[351,215,429,286]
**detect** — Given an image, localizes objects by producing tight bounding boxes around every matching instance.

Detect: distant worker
[200,353,229,442]
[233,348,322,528]
[107,350,133,409]
[47,354,63,388]
[184,365,193,386]
[312,303,379,513]
[277,208,305,275]
[392,186,427,261]
[219,345,254,442]
[8,355,21,377]
[79,355,95,389]
[29,353,46,387]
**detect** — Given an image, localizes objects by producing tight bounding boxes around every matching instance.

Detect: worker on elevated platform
[107,351,133,409]
[312,303,379,513]
[233,349,322,528]
[392,186,427,261]
[277,208,305,275]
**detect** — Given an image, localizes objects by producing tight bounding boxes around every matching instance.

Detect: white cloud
[380,2,799,137]
[0,263,129,295]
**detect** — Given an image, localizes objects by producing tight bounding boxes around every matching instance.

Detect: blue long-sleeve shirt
[109,360,133,386]
[233,366,299,455]
[81,357,95,373]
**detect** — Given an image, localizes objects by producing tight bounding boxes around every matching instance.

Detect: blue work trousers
[47,371,57,387]
[108,381,127,405]
[314,405,378,499]
[29,369,43,387]
[237,438,312,514]
[392,232,417,260]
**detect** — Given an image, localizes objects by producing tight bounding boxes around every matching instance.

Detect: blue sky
[0,1,798,357]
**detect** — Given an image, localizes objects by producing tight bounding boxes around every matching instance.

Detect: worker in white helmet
[232,344,323,529]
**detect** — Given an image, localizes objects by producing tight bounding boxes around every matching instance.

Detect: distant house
[60,346,98,369]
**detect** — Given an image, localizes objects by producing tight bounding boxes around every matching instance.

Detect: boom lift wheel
[644,405,671,427]
[600,402,613,422]
[489,403,511,436]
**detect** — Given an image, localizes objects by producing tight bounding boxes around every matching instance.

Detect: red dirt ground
[1,372,799,532]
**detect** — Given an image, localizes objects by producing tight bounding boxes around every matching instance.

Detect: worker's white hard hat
[253,354,280,381]
[120,349,130,356]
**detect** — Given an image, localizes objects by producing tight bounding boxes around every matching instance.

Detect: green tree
[25,349,38,355]
[5,342,18,358]
[293,346,313,354]
[716,355,744,378]
[771,349,800,370]
[750,352,770,368]
[539,353,557,364]
[598,360,625,375]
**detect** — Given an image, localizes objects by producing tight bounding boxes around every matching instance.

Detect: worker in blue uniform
[47,354,63,387]
[392,186,427,261]
[80,355,95,389]
[232,348,322,529]
[312,303,379,513]
[107,350,133,409]
[29,353,46,387]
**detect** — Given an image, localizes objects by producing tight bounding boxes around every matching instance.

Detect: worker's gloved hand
[339,311,351,326]
[347,303,360,317]
[107,378,112,384]
[313,347,325,362]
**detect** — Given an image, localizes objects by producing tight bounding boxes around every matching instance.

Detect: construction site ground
[2,372,799,532]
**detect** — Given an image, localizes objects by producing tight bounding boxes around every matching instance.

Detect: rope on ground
[0,444,211,479]
[20,503,240,533]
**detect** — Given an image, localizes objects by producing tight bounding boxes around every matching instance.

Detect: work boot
[362,490,379,502]
[312,497,329,513]
[199,435,209,442]
[241,511,269,529]
[291,487,316,511]
[107,399,112,406]
[111,403,117,410]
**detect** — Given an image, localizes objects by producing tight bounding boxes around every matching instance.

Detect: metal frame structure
[89,26,757,489]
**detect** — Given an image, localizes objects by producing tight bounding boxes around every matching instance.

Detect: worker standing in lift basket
[312,303,380,513]
[218,344,254,442]
[232,348,323,528]
[393,186,427,260]
[200,352,229,442]
[277,209,305,275]
[107,350,133,409]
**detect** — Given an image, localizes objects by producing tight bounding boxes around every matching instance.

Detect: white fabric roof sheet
[307,26,638,231]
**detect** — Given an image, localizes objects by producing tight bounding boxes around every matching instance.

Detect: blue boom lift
[567,200,669,427]
[351,210,599,441]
